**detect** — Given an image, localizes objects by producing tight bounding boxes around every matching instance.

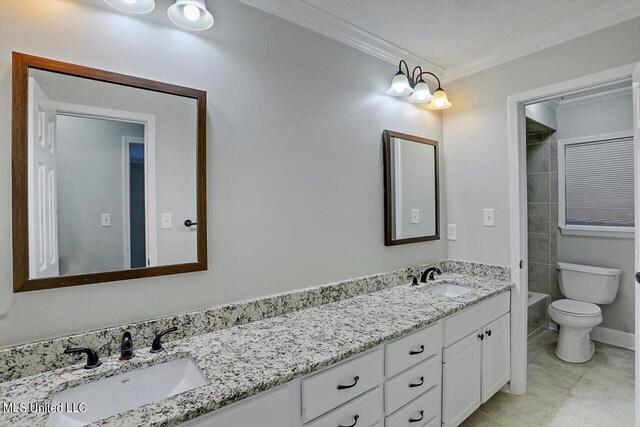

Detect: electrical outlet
[100,213,111,227]
[447,224,457,240]
[483,209,495,227]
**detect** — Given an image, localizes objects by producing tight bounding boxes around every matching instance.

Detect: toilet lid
[551,299,601,316]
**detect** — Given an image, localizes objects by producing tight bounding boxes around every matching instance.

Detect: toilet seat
[550,299,601,316]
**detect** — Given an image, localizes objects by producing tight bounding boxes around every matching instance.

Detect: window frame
[557,130,635,239]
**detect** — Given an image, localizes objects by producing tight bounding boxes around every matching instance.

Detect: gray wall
[555,93,635,333]
[556,93,633,139]
[0,0,445,347]
[525,103,557,131]
[56,115,145,275]
[442,18,639,267]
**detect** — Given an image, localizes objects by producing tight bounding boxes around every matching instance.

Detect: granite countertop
[0,273,512,427]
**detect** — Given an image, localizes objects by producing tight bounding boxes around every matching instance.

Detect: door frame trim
[506,62,637,395]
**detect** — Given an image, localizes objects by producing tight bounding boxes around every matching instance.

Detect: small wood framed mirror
[383,130,440,246]
[12,52,207,292]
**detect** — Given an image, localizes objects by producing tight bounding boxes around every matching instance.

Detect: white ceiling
[240,0,640,81]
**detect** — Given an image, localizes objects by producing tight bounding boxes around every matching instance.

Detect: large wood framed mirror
[12,52,207,292]
[383,130,440,246]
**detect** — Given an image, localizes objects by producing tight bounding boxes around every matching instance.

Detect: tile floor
[462,330,635,427]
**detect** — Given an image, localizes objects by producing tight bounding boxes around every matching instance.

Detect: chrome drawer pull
[409,376,425,388]
[338,415,359,427]
[337,376,360,390]
[409,345,425,355]
[409,410,424,423]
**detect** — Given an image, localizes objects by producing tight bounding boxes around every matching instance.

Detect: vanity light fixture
[103,0,156,14]
[387,60,452,109]
[168,0,214,31]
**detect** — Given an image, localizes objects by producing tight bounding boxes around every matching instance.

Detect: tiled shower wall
[527,131,560,327]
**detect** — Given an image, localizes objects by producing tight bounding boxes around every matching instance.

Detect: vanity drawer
[305,387,383,427]
[385,323,442,378]
[443,292,510,347]
[302,349,384,422]
[385,385,440,427]
[384,354,441,415]
[422,414,440,427]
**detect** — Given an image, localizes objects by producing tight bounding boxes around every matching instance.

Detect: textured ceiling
[303,0,628,69]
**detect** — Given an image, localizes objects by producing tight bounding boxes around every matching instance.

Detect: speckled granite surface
[0,262,441,383]
[0,269,512,427]
[1,259,509,383]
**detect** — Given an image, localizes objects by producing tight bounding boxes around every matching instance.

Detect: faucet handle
[64,347,101,369]
[151,327,178,353]
[120,331,135,360]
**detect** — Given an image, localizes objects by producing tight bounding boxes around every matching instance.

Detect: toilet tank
[557,262,621,304]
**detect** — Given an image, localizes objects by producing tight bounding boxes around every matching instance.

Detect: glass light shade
[427,88,452,110]
[183,4,201,21]
[386,72,413,96]
[408,81,433,103]
[104,0,155,14]
[168,0,214,31]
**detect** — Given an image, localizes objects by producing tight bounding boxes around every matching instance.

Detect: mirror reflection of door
[24,65,199,282]
[28,77,59,279]
[27,71,161,276]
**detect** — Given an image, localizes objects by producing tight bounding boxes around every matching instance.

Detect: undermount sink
[47,358,208,427]
[428,283,473,297]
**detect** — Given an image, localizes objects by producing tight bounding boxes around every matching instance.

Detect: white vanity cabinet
[442,293,511,427]
[181,291,511,427]
[180,381,303,427]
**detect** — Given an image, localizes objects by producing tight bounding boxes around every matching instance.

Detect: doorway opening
[123,137,147,269]
[41,99,158,275]
[505,63,638,425]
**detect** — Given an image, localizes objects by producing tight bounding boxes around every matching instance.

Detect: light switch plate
[411,209,420,224]
[447,224,457,240]
[483,209,495,227]
[100,213,111,227]
[161,213,172,229]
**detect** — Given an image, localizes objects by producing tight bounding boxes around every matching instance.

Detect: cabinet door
[442,332,482,427]
[180,381,301,427]
[481,313,510,402]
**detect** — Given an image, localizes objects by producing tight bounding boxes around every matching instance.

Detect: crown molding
[239,0,639,85]
[556,86,632,109]
[237,0,444,77]
[443,0,640,82]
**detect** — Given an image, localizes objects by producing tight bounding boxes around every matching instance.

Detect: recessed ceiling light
[103,0,155,14]
[168,0,214,31]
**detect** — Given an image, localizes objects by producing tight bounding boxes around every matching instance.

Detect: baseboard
[590,326,635,350]
[548,322,634,350]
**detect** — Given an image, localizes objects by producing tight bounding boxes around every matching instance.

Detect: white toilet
[547,262,621,363]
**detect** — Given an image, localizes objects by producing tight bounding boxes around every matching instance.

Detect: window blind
[564,137,634,228]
